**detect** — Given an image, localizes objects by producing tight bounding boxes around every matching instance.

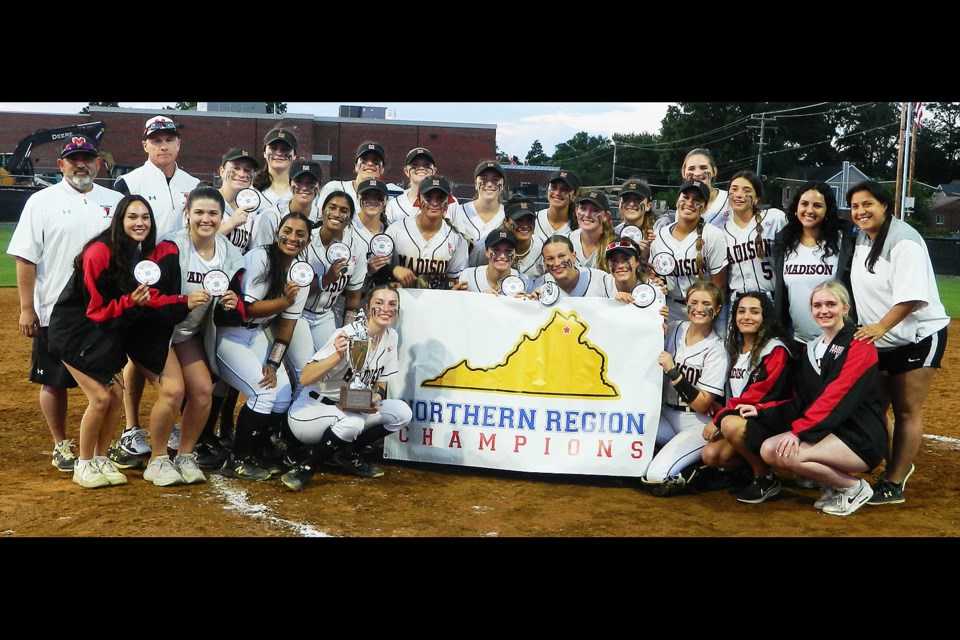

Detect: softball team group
[8,117,949,517]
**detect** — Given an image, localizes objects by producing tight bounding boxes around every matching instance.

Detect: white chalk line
[209,475,331,537]
[923,434,960,446]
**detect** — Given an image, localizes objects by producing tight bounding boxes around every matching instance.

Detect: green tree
[79,101,119,114]
[550,131,612,186]
[831,102,900,180]
[525,140,549,166]
[267,102,288,115]
[165,102,198,110]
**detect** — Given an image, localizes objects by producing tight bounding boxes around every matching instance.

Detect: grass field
[0,222,958,318]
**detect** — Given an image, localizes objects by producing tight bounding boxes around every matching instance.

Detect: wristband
[674,375,699,405]
[266,339,289,368]
[666,367,683,383]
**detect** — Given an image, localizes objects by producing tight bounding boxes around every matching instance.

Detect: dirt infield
[0,287,957,538]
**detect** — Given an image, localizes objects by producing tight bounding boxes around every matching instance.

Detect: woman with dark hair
[48,195,192,488]
[701,291,795,502]
[743,282,887,516]
[386,147,437,224]
[722,170,786,301]
[847,180,949,506]
[300,190,367,349]
[772,181,856,347]
[533,169,580,243]
[648,180,729,323]
[214,211,312,481]
[533,235,617,299]
[654,148,729,232]
[165,186,246,474]
[641,281,728,496]
[252,127,297,208]
[250,161,323,248]
[282,285,412,489]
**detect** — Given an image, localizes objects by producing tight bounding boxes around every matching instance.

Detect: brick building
[0,106,497,201]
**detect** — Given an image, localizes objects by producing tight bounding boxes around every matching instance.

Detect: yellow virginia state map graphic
[421,309,620,399]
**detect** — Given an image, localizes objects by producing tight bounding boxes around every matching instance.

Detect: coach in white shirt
[7,135,122,472]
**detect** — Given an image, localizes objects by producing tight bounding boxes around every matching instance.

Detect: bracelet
[266,338,289,368]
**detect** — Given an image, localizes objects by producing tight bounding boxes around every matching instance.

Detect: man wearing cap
[381,176,469,290]
[450,160,507,267]
[456,226,532,294]
[316,141,387,215]
[115,115,200,240]
[254,127,299,207]
[7,136,123,473]
[534,169,581,243]
[386,147,437,224]
[504,198,545,279]
[251,160,323,248]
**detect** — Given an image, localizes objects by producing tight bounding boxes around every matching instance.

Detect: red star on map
[562,326,571,334]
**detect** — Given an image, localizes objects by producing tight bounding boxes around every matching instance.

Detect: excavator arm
[2,120,107,181]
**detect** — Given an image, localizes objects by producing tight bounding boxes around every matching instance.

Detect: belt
[665,402,695,413]
[670,297,686,305]
[308,390,337,405]
[241,321,262,330]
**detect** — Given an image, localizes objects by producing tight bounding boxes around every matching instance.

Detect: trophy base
[338,386,377,413]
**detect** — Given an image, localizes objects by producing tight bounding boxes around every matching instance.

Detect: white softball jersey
[723,207,787,296]
[649,222,728,302]
[782,241,841,343]
[385,215,469,286]
[533,266,618,299]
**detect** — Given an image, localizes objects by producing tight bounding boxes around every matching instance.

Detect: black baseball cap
[549,169,581,191]
[356,142,385,162]
[505,198,537,220]
[485,227,519,249]
[474,160,505,179]
[357,178,389,197]
[679,179,710,202]
[576,190,609,210]
[621,179,652,200]
[221,148,260,169]
[60,135,99,159]
[605,238,641,259]
[263,127,297,150]
[290,161,322,183]
[404,147,435,165]
[419,176,452,196]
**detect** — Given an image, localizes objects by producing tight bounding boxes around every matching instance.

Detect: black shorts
[877,326,948,375]
[742,416,790,455]
[831,421,888,471]
[29,327,78,389]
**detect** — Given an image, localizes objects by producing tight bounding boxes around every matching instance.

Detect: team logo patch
[651,252,677,276]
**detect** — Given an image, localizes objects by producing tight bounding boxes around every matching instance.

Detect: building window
[935,214,944,225]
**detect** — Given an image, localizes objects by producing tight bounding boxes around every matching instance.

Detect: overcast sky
[0,102,672,160]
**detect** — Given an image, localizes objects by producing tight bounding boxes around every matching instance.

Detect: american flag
[914,102,924,130]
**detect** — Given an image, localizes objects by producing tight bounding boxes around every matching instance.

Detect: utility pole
[898,102,915,219]
[894,103,907,218]
[610,139,618,186]
[748,113,777,176]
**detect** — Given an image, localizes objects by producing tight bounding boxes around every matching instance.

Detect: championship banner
[383,289,664,477]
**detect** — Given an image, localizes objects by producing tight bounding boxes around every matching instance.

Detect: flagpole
[908,103,920,199]
[893,102,907,219]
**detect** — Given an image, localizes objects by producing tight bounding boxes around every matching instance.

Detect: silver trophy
[338,308,376,412]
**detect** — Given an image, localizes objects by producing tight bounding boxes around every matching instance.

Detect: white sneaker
[814,486,840,510]
[174,453,207,484]
[95,458,128,485]
[144,456,184,487]
[73,460,110,489]
[823,480,874,517]
[167,424,181,452]
[119,426,152,456]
